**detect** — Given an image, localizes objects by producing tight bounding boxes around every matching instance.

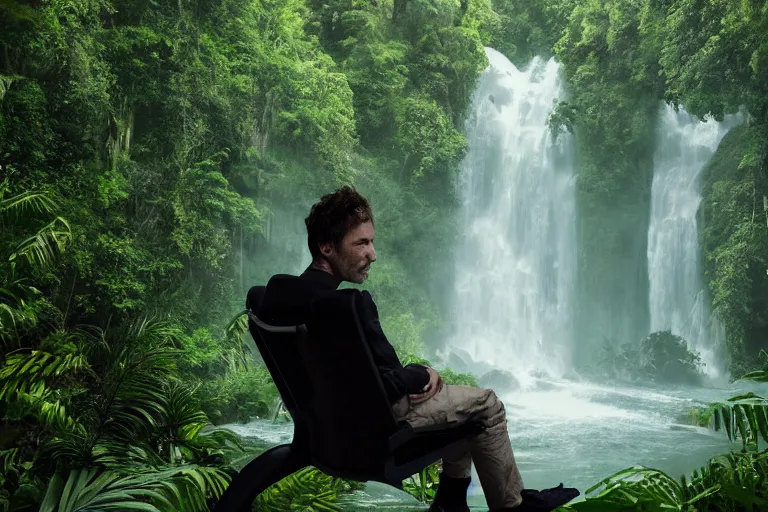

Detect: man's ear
[319,242,334,257]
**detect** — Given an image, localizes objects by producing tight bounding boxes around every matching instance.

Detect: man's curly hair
[305,186,374,260]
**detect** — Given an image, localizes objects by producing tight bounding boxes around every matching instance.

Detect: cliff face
[700,124,768,376]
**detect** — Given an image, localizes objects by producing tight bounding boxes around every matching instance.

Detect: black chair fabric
[298,289,402,477]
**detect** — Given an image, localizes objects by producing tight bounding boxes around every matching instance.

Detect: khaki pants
[392,385,524,510]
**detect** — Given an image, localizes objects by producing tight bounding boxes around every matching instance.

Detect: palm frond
[10,217,72,271]
[255,467,356,512]
[0,189,60,218]
[587,466,685,507]
[163,380,208,429]
[127,317,184,350]
[711,392,768,450]
[558,451,768,511]
[152,380,244,464]
[0,348,90,399]
[158,380,209,463]
[0,288,45,346]
[560,465,714,511]
[101,357,169,442]
[45,328,181,465]
[0,346,90,436]
[92,441,167,469]
[46,429,98,468]
[40,465,229,512]
[224,310,248,349]
[152,465,231,509]
[0,302,31,343]
[223,310,252,370]
[12,387,86,434]
[95,343,178,444]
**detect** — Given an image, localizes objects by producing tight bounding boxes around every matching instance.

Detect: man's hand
[409,367,443,405]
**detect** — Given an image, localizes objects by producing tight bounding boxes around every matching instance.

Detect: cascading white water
[445,48,576,387]
[647,104,742,379]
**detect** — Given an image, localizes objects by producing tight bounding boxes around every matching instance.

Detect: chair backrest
[246,274,401,476]
[246,282,311,427]
[298,288,399,474]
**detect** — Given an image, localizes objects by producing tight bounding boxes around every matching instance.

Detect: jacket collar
[300,265,342,290]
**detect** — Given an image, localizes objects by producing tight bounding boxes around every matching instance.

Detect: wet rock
[478,369,520,391]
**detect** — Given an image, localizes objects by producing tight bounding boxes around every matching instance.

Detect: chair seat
[390,419,485,455]
[308,420,484,487]
[386,420,485,483]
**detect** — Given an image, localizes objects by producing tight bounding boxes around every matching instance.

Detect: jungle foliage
[2,0,768,509]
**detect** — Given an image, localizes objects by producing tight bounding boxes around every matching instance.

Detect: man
[235,186,578,512]
[276,185,560,512]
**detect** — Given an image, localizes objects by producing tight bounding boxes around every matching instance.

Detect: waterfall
[647,104,741,379]
[445,48,576,386]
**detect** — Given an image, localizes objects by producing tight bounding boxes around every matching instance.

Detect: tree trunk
[392,0,407,22]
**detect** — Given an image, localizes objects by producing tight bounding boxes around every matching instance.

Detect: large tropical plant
[0,182,71,350]
[1,317,243,510]
[0,185,243,511]
[0,184,77,510]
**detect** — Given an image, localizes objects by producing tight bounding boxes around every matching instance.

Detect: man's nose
[369,244,376,262]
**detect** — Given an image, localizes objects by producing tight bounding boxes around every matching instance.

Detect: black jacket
[257,266,430,404]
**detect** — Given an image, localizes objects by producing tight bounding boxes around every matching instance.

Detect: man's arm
[357,291,431,401]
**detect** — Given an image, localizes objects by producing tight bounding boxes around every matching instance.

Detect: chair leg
[213,443,307,512]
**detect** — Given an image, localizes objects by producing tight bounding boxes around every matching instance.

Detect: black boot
[489,483,580,512]
[427,476,471,512]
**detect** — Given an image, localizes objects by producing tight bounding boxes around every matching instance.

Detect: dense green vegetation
[1,0,767,510]
[0,0,493,508]
[701,125,768,377]
[547,0,768,374]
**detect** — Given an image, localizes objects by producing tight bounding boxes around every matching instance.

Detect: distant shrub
[197,365,279,425]
[598,330,704,385]
[640,330,704,384]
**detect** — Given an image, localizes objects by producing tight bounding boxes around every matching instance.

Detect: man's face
[321,221,376,284]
